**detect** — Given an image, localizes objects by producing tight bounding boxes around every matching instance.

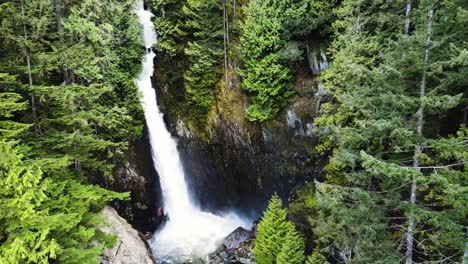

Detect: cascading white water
[136,4,247,262]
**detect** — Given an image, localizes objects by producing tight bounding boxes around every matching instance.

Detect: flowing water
[136,5,247,262]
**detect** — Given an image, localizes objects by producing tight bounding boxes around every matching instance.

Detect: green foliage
[183,0,224,117]
[276,228,305,264]
[151,0,225,129]
[240,0,307,122]
[288,183,317,246]
[151,0,188,56]
[311,0,468,262]
[0,140,127,263]
[0,90,30,138]
[254,195,305,264]
[0,0,142,262]
[306,248,328,264]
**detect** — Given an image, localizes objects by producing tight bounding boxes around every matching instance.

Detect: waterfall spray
[136,4,247,262]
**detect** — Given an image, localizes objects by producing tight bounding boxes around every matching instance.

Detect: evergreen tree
[313,0,467,262]
[0,86,30,138]
[0,140,127,263]
[151,0,188,57]
[239,0,307,122]
[183,0,224,119]
[276,227,305,264]
[254,195,305,264]
[0,0,143,262]
[306,248,328,264]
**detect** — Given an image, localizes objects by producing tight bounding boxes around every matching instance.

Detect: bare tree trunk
[406,2,435,263]
[405,0,412,35]
[464,227,468,263]
[233,0,236,24]
[223,0,229,91]
[54,0,69,83]
[21,0,42,135]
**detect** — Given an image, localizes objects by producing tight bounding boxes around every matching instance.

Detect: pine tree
[0,0,142,262]
[276,227,305,264]
[240,0,308,122]
[254,195,305,264]
[312,0,467,262]
[182,0,224,119]
[151,0,189,57]
[0,140,127,263]
[306,248,328,264]
[0,82,30,138]
[18,0,144,177]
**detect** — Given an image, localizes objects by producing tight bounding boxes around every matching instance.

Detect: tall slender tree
[406,1,436,262]
[313,0,467,262]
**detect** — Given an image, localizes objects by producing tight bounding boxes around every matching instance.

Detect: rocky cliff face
[174,112,326,217]
[100,206,155,264]
[102,49,328,233]
[154,55,328,217]
[99,129,162,234]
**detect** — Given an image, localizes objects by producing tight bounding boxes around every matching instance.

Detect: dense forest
[1,0,467,263]
[153,0,467,262]
[0,0,144,263]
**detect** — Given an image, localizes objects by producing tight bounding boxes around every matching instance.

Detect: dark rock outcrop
[223,227,254,250]
[98,126,162,233]
[209,227,256,264]
[175,116,326,217]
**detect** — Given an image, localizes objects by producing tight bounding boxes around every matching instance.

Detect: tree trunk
[406,2,435,263]
[463,227,468,262]
[54,0,69,83]
[233,0,236,24]
[21,0,42,135]
[405,0,412,35]
[223,0,229,91]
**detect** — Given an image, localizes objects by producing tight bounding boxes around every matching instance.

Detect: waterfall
[136,5,247,262]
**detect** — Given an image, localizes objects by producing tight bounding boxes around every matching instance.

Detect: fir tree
[240,0,308,122]
[254,195,305,264]
[306,248,328,264]
[276,227,305,264]
[0,140,127,263]
[313,0,467,262]
[0,0,142,262]
[183,0,224,118]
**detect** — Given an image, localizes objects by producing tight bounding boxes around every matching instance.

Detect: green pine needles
[0,140,127,263]
[254,195,305,264]
[0,0,141,262]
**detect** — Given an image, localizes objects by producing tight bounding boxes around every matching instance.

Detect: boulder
[223,227,253,250]
[100,206,155,264]
[209,227,256,264]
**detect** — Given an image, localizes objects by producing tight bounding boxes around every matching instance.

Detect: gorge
[0,0,465,263]
[136,5,248,262]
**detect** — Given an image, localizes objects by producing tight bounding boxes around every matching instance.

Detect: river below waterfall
[136,4,248,263]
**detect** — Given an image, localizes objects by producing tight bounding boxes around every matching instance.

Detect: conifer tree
[0,84,30,138]
[313,0,467,262]
[306,248,328,264]
[254,195,305,264]
[240,0,307,122]
[0,0,143,262]
[276,227,305,264]
[0,140,127,263]
[183,0,224,118]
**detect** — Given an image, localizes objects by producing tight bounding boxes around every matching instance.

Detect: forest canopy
[0,0,143,262]
[0,0,466,263]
